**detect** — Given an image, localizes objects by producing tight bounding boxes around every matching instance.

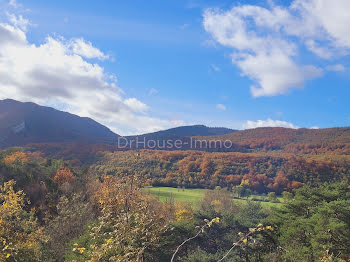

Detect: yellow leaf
[266,226,274,231]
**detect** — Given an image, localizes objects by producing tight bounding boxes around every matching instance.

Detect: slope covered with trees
[199,127,350,152]
[90,150,350,194]
[1,147,350,261]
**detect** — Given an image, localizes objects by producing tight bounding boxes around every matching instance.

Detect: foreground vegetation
[1,148,350,261]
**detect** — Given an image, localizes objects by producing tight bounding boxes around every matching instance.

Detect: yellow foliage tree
[175,202,193,222]
[0,180,47,261]
[74,175,171,262]
[3,152,29,165]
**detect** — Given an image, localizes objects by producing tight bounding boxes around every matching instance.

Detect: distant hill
[0,99,118,148]
[125,126,349,152]
[121,125,236,149]
[198,127,350,151]
[130,125,236,139]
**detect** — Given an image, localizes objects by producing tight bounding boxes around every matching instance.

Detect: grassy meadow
[144,187,205,204]
[144,187,282,207]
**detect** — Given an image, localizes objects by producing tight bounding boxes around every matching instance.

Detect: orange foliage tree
[3,152,29,165]
[53,166,75,185]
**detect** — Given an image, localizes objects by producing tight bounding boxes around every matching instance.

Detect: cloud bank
[243,119,299,129]
[0,11,180,135]
[203,0,350,97]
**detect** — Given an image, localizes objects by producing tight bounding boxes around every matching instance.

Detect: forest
[91,150,350,194]
[1,146,350,261]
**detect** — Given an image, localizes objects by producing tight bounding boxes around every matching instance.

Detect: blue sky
[0,0,349,134]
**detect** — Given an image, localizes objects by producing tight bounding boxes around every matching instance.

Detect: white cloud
[211,64,220,72]
[0,13,179,135]
[124,98,149,113]
[0,22,26,44]
[170,119,185,127]
[201,39,217,48]
[69,38,109,60]
[203,0,350,97]
[8,0,19,8]
[179,23,189,30]
[216,104,226,111]
[7,13,29,31]
[310,126,320,129]
[326,64,345,72]
[292,0,350,48]
[305,40,333,59]
[240,52,322,97]
[149,88,158,95]
[243,118,299,129]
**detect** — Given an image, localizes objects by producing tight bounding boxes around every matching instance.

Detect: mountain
[1,99,349,154]
[130,125,236,138]
[0,99,118,148]
[121,125,236,149]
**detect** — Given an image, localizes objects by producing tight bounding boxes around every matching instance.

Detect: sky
[0,0,349,135]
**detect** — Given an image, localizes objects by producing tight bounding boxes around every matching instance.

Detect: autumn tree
[174,202,194,222]
[70,175,171,262]
[53,166,75,185]
[3,151,29,165]
[0,180,47,261]
[270,171,289,193]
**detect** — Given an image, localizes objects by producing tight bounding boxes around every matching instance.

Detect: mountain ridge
[127,124,237,139]
[0,99,119,148]
[1,99,349,152]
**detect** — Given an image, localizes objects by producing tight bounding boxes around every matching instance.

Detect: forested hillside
[22,127,350,168]
[2,102,350,261]
[198,127,350,151]
[1,148,350,261]
[91,150,350,193]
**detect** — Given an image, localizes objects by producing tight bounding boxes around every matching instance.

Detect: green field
[144,187,205,204]
[144,187,281,207]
